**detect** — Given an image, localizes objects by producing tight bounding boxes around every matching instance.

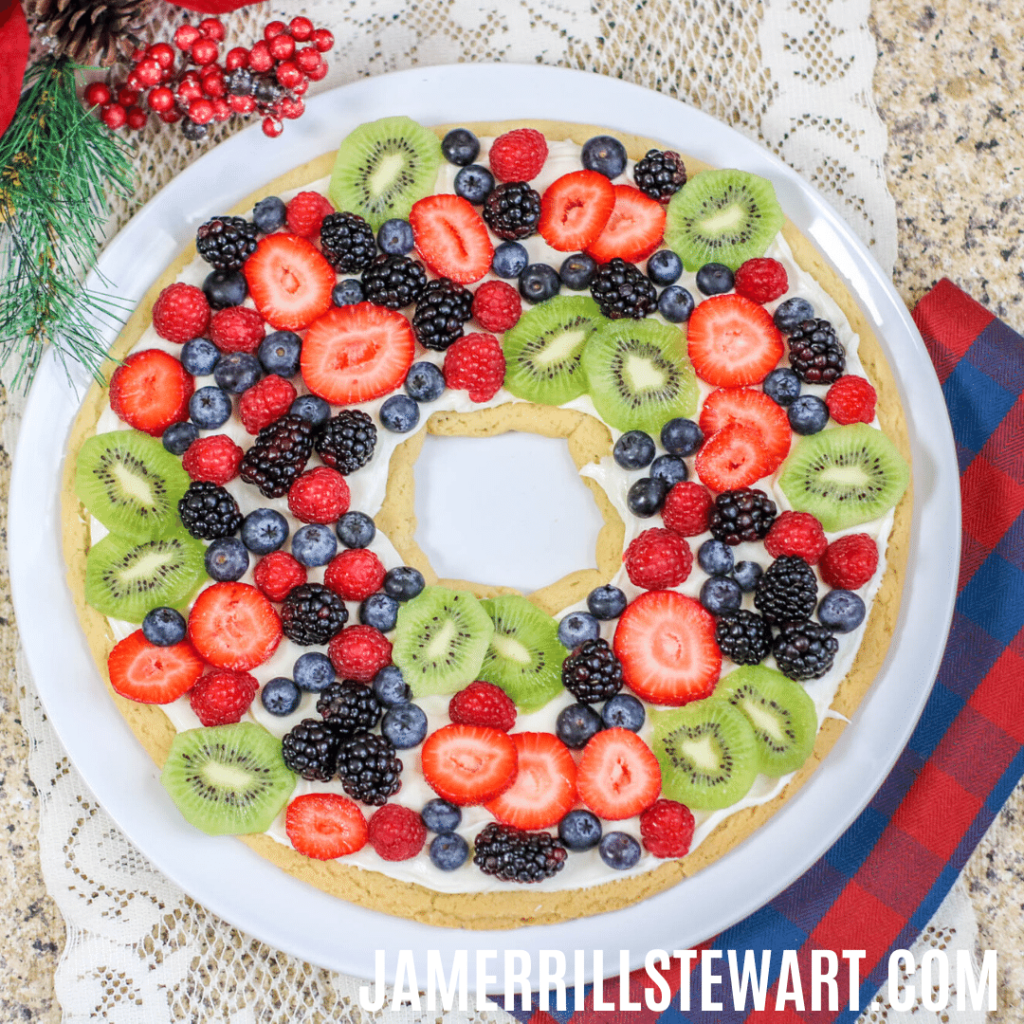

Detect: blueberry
[162,421,198,456]
[360,592,400,631]
[334,511,376,550]
[241,507,289,554]
[559,253,598,290]
[650,454,688,487]
[441,127,480,166]
[696,262,735,295]
[698,538,735,576]
[788,394,829,435]
[141,606,186,646]
[332,278,365,306]
[380,394,420,433]
[587,585,628,620]
[429,832,469,871]
[661,418,703,457]
[258,331,301,378]
[381,703,428,748]
[377,218,415,255]
[700,575,743,615]
[205,536,249,581]
[601,693,645,731]
[733,560,763,592]
[291,523,337,567]
[253,195,286,233]
[818,589,866,633]
[203,269,247,310]
[214,351,261,393]
[519,263,560,304]
[658,285,695,323]
[558,809,603,851]
[556,703,603,749]
[181,337,220,376]
[627,477,668,517]
[404,361,446,402]
[773,296,815,333]
[260,676,301,716]
[384,566,425,601]
[582,135,627,178]
[599,831,641,869]
[189,386,232,429]
[558,611,601,649]
[613,430,656,470]
[421,798,462,833]
[646,249,683,286]
[763,367,801,407]
[293,651,336,692]
[372,665,410,706]
[491,240,529,279]
[290,393,331,426]
[454,163,494,204]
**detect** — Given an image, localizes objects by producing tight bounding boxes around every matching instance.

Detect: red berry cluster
[82,16,334,140]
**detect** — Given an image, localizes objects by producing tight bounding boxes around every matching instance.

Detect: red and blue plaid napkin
[512,279,1024,1024]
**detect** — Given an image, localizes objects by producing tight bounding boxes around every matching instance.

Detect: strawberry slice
[243,232,334,331]
[484,732,577,829]
[285,793,368,860]
[576,729,662,820]
[300,302,415,405]
[109,349,193,437]
[410,194,494,284]
[107,630,205,704]
[613,591,721,706]
[187,582,282,671]
[538,170,616,252]
[420,724,518,805]
[699,387,791,476]
[694,422,772,491]
[686,294,784,386]
[584,184,666,264]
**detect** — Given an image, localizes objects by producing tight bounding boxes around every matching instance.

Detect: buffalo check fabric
[512,278,1024,1023]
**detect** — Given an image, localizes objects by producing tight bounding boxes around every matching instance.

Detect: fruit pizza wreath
[63,116,911,929]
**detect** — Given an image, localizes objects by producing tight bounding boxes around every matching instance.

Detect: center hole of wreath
[414,433,605,593]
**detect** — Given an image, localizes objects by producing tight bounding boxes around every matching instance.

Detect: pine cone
[30,0,155,66]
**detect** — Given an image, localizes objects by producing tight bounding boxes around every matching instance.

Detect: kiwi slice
[502,296,606,405]
[478,595,566,712]
[714,666,817,777]
[582,318,698,433]
[391,587,495,697]
[85,531,206,622]
[161,722,296,836]
[652,699,760,810]
[328,116,442,230]
[664,168,785,272]
[75,430,191,541]
[779,423,909,532]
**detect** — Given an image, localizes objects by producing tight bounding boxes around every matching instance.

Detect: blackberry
[473,823,568,883]
[633,149,687,202]
[316,680,382,733]
[315,410,377,474]
[281,718,340,782]
[561,638,624,704]
[754,556,818,625]
[773,620,839,681]
[239,414,316,498]
[361,253,427,309]
[709,488,777,545]
[482,181,542,241]
[319,212,377,273]
[715,610,773,666]
[411,278,473,351]
[280,583,349,646]
[590,258,658,319]
[335,732,402,805]
[787,318,846,384]
[177,481,242,540]
[196,216,258,272]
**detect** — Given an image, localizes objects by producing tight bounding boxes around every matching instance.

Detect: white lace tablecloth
[10,0,985,1020]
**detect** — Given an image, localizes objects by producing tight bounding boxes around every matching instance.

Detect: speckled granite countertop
[2,2,1023,1019]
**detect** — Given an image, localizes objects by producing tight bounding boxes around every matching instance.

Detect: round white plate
[9,64,959,989]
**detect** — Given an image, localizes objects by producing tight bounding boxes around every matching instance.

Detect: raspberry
[188,669,258,726]
[367,803,427,861]
[826,375,877,425]
[640,799,695,858]
[661,481,714,536]
[253,551,307,602]
[623,528,693,590]
[209,305,265,353]
[733,258,788,304]
[328,625,392,682]
[287,466,351,523]
[286,190,334,237]
[182,434,244,485]
[820,533,878,590]
[471,280,522,332]
[764,511,828,564]
[324,548,385,602]
[238,374,297,433]
[443,333,506,402]
[449,681,517,732]
[152,283,210,344]
[488,128,548,182]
